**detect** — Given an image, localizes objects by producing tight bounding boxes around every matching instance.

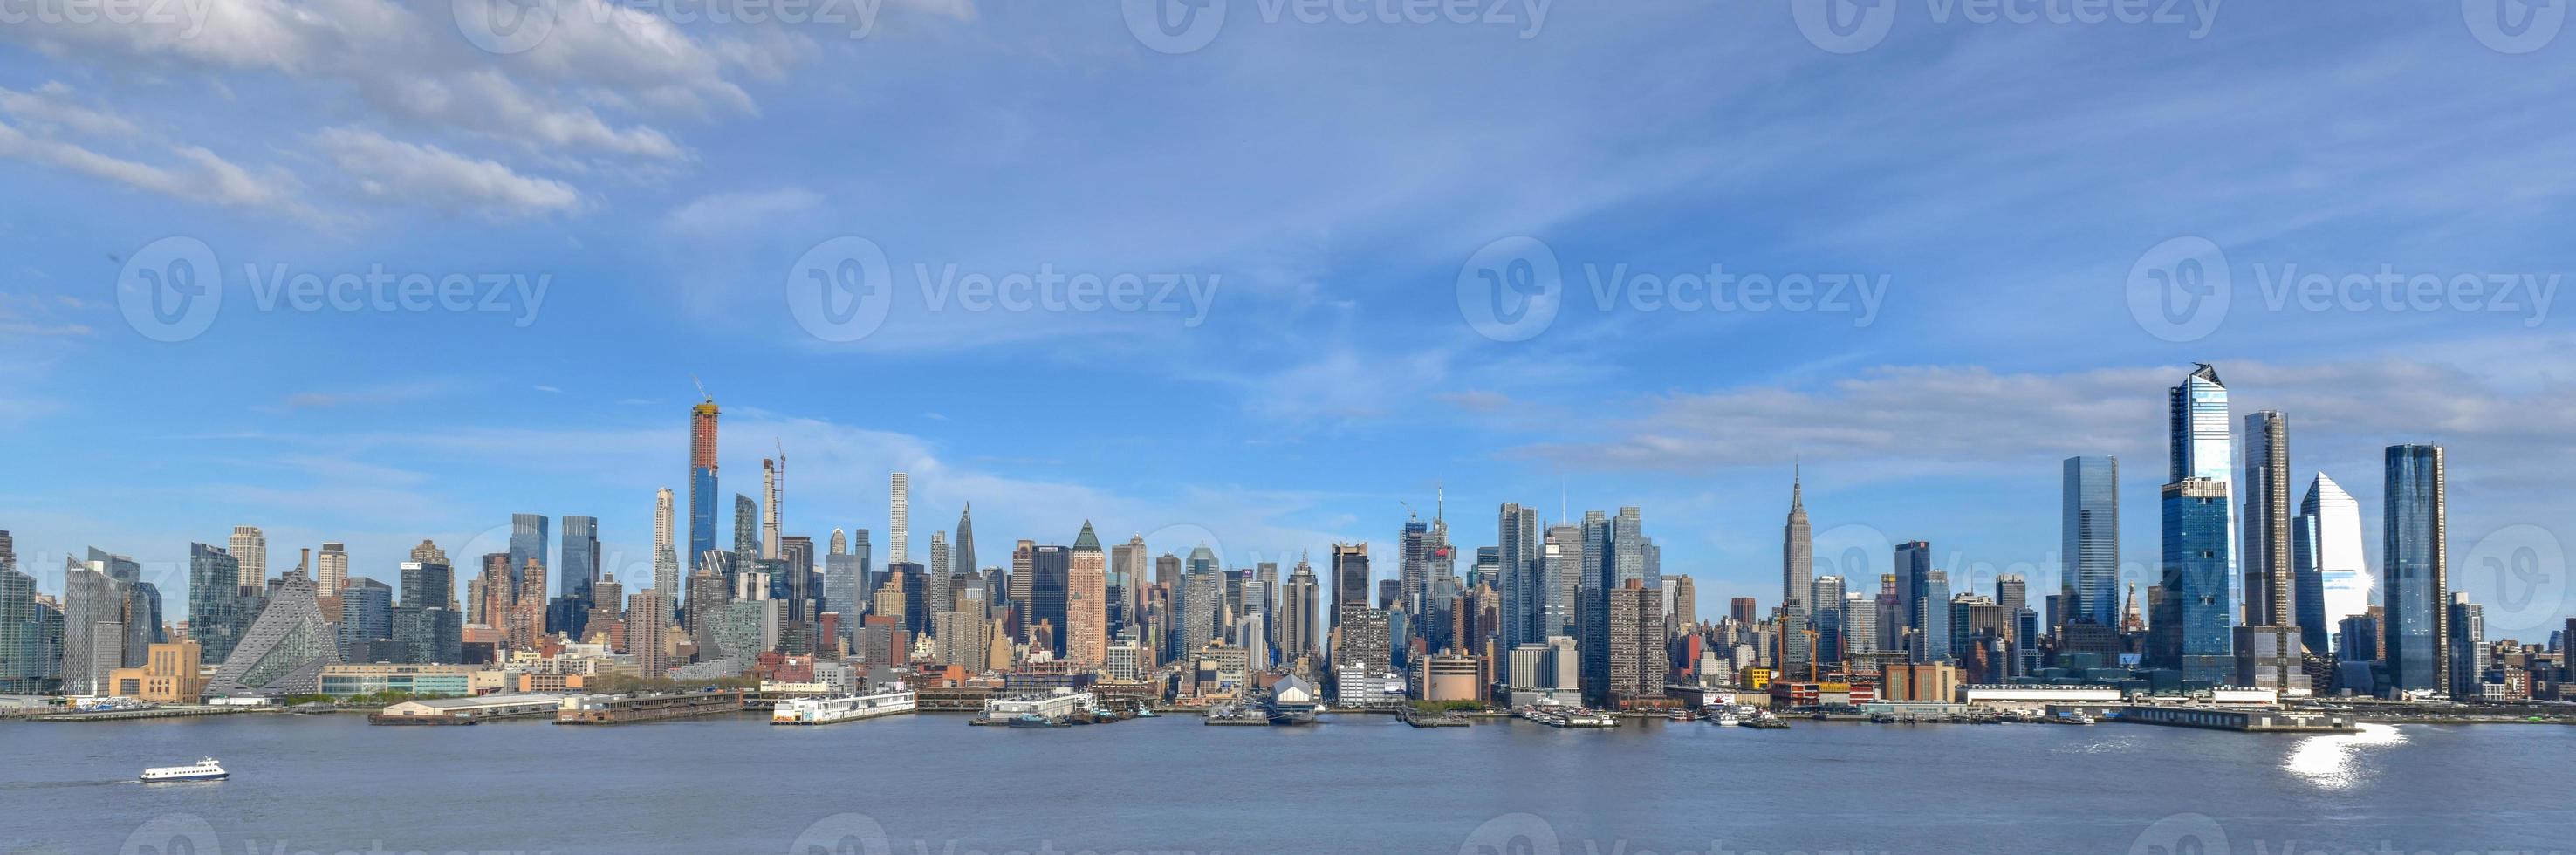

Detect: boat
[1667,708,1696,722]
[140,758,228,783]
[980,688,1095,726]
[1134,708,1159,718]
[1268,705,1319,726]
[1709,709,1742,727]
[771,688,918,726]
[1006,713,1060,728]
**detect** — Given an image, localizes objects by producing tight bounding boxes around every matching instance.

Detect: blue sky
[3,1,2574,637]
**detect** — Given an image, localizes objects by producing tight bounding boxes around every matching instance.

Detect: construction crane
[692,374,712,404]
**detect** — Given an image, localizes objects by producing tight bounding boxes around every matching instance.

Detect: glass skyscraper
[2060,455,2120,629]
[689,397,720,572]
[188,543,246,664]
[508,513,548,590]
[2163,479,2233,683]
[560,516,599,604]
[2382,444,2449,695]
[2293,473,2369,659]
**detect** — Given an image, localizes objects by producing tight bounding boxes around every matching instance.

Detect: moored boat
[771,688,918,726]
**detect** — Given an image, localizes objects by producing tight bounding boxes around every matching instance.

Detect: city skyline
[0,366,2555,653]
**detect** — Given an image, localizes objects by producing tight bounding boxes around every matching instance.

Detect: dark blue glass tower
[2382,444,2448,694]
[2162,479,2232,683]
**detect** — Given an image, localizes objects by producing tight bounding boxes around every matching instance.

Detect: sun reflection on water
[2284,723,2406,790]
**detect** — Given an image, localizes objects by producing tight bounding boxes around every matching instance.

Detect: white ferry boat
[140,758,227,783]
[771,688,919,726]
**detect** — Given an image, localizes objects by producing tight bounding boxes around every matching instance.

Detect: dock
[31,705,251,722]
[1399,708,1470,728]
[554,691,745,725]
[2101,704,2357,733]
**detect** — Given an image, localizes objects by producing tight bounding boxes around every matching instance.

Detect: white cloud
[0,117,302,211]
[660,187,823,236]
[315,127,581,217]
[0,83,140,137]
[1516,357,2576,496]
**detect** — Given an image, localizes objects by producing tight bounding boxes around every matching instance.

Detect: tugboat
[140,758,228,783]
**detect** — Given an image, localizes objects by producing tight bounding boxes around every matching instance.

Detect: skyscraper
[1894,541,1930,641]
[1915,571,1950,663]
[1811,575,1847,663]
[509,513,549,591]
[1495,503,1539,647]
[1281,555,1319,664]
[0,540,45,694]
[338,577,393,660]
[927,531,952,617]
[61,562,125,695]
[1399,515,1428,617]
[761,453,783,560]
[1611,507,1649,591]
[689,393,720,571]
[1029,544,1071,657]
[2241,410,2294,630]
[2163,478,2233,683]
[732,494,757,558]
[1067,522,1107,667]
[1331,543,1370,628]
[561,516,600,604]
[2171,365,2237,607]
[653,487,681,599]
[1541,524,1579,640]
[954,504,977,586]
[2161,366,2236,685]
[1606,579,1666,708]
[188,543,246,665]
[2448,592,2485,700]
[2061,455,2120,629]
[2169,364,2233,484]
[1111,533,1147,633]
[1785,466,1812,612]
[312,542,348,598]
[888,472,910,564]
[229,525,267,592]
[2383,443,2449,695]
[2294,473,2369,658]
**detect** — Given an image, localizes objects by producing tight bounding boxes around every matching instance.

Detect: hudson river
[4,714,2569,854]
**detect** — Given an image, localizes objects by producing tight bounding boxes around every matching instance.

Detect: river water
[3,713,2567,855]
